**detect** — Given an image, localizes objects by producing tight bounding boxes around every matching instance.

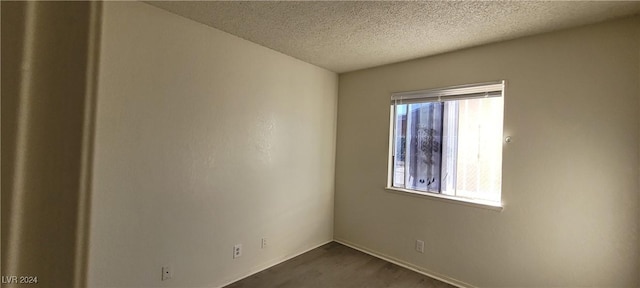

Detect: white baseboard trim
[334,238,477,288]
[215,239,333,288]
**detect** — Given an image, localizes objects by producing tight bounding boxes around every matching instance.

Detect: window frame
[386,81,506,210]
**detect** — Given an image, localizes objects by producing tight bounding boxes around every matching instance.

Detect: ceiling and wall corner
[88,2,337,287]
[3,1,638,288]
[147,1,640,73]
[334,16,640,287]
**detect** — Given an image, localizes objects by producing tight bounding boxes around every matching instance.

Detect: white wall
[335,17,639,287]
[88,2,337,287]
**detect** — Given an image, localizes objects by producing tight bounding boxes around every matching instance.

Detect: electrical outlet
[415,240,425,253]
[233,244,242,259]
[261,238,268,248]
[161,266,172,281]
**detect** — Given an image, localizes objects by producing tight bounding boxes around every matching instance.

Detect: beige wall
[88,2,337,287]
[1,2,101,287]
[335,16,640,288]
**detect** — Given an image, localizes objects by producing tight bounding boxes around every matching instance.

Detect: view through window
[389,81,504,205]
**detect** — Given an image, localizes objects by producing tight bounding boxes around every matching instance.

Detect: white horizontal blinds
[391,81,504,105]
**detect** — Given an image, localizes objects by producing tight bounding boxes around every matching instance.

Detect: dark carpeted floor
[225,242,457,288]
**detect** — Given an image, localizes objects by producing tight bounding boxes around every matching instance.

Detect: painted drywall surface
[88,2,337,287]
[335,17,639,287]
[1,2,101,287]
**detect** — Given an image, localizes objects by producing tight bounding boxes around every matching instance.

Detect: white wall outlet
[261,237,268,248]
[233,244,242,259]
[161,266,172,281]
[415,240,425,253]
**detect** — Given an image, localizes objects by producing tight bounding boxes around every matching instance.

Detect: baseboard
[216,238,475,288]
[215,239,333,288]
[334,238,477,288]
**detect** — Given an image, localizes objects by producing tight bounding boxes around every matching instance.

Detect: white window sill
[385,187,504,211]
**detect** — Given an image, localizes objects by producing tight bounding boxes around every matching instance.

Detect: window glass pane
[405,102,443,193]
[455,97,503,202]
[440,102,458,196]
[389,82,504,205]
[392,105,406,187]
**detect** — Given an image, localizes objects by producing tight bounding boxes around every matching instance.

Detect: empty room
[2,1,639,287]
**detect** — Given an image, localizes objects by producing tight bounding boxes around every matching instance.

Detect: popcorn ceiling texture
[147,1,640,73]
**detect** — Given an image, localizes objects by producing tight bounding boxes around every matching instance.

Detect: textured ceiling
[146,1,640,73]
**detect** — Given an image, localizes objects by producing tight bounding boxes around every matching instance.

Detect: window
[388,81,505,206]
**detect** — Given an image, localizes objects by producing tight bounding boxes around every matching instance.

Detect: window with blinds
[388,81,505,206]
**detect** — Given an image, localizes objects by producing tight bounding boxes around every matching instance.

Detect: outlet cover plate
[416,240,425,253]
[233,244,242,258]
[162,266,172,281]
